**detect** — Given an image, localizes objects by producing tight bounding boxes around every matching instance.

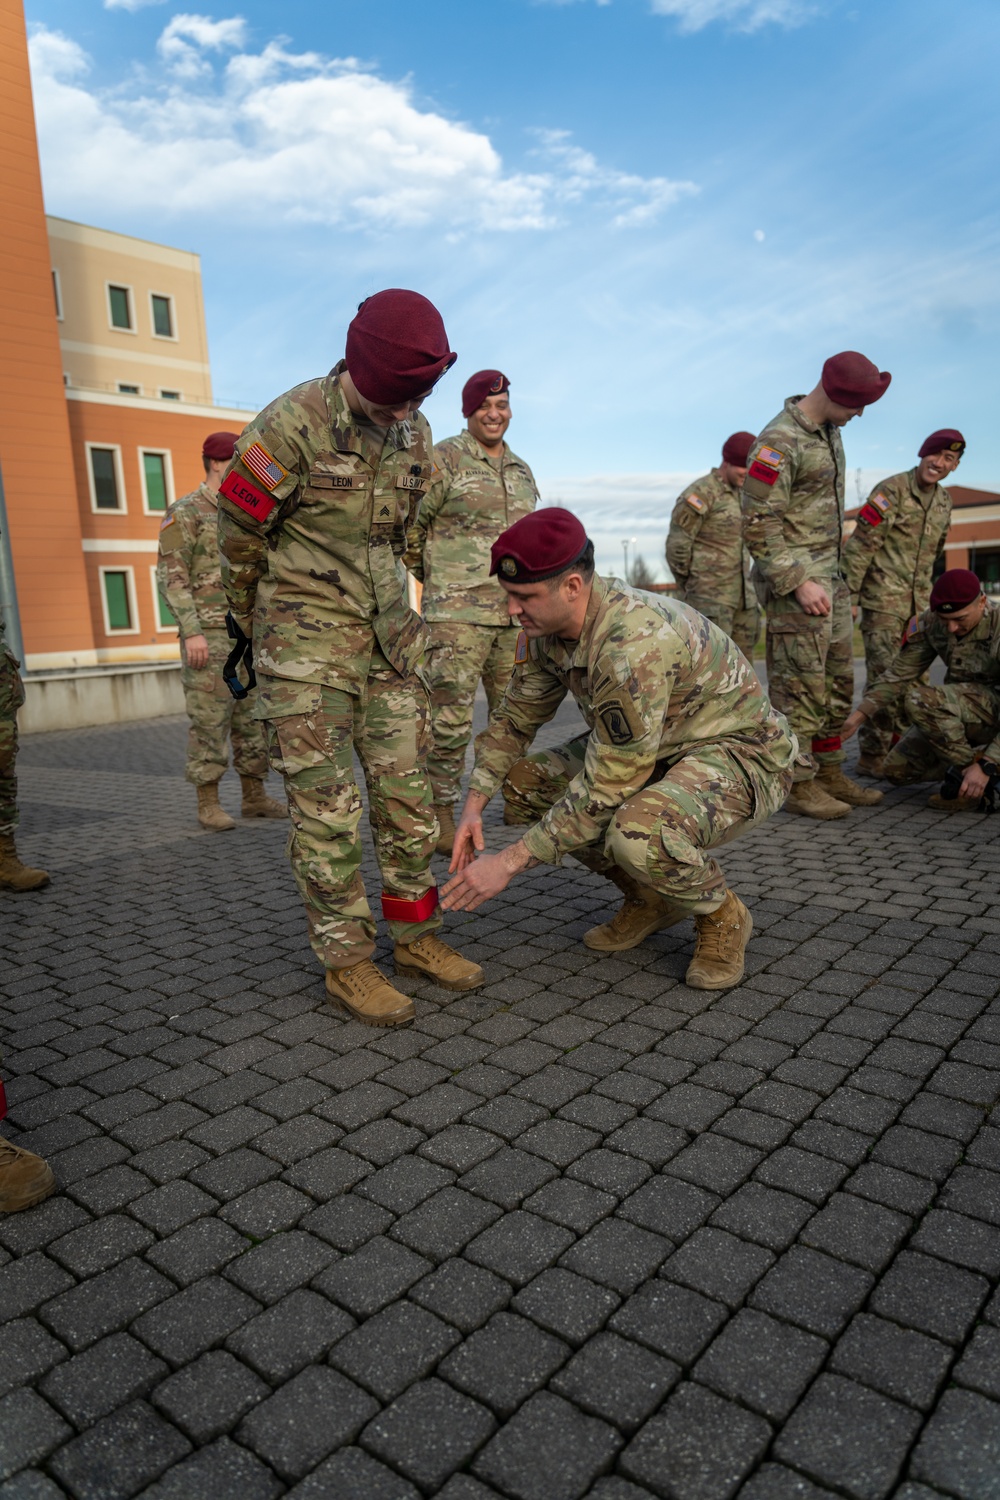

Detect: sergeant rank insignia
[241,442,288,492]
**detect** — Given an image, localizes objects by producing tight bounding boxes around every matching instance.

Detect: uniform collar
[326,360,412,459]
[198,481,218,509]
[542,574,607,669]
[785,395,838,441]
[908,466,941,505]
[460,427,508,469]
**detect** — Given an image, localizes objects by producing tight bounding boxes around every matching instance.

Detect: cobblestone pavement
[2,681,1000,1500]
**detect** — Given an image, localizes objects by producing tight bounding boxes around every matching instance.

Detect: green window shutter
[143,452,168,511]
[151,295,173,337]
[103,572,132,630]
[109,285,131,329]
[90,448,119,509]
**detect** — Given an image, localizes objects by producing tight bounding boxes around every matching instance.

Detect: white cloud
[28,21,695,235]
[648,0,817,32]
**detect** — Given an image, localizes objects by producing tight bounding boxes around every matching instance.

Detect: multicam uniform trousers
[884,683,1000,784]
[261,647,442,970]
[859,619,908,761]
[765,576,854,780]
[181,629,269,787]
[424,620,520,806]
[503,734,793,913]
[0,648,25,837]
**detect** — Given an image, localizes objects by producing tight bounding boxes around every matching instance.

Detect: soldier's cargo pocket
[767,615,824,675]
[1,650,25,714]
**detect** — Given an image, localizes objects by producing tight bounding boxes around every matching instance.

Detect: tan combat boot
[583,870,686,952]
[855,753,885,778]
[240,775,287,819]
[325,961,415,1026]
[0,834,50,892]
[784,779,851,820]
[434,805,456,856]
[394,932,485,991]
[816,764,883,807]
[686,889,753,991]
[196,783,235,832]
[927,792,983,812]
[0,1137,56,1212]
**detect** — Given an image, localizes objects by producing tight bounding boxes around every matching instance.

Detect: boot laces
[695,908,738,962]
[0,1138,26,1164]
[343,960,389,998]
[406,933,451,961]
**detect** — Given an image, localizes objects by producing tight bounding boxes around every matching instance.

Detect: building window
[151,567,177,630]
[117,382,140,396]
[52,269,63,320]
[141,450,172,514]
[100,568,137,633]
[970,549,1000,596]
[108,284,133,331]
[87,445,125,511]
[159,389,181,401]
[151,294,174,339]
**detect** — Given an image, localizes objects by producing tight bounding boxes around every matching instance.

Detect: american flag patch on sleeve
[758,446,784,468]
[242,442,289,492]
[871,492,889,512]
[685,494,704,511]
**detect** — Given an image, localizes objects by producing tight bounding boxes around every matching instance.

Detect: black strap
[223,612,256,700]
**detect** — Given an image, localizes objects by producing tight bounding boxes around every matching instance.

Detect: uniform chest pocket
[301,465,371,540]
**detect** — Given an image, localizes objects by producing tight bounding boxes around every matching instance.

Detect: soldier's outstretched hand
[450,793,489,873]
[841,708,867,741]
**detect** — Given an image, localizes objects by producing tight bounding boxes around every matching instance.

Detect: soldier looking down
[842,569,1000,812]
[743,351,891,820]
[841,428,964,777]
[404,370,538,855]
[665,431,760,657]
[157,432,286,831]
[218,290,483,1026]
[442,509,796,991]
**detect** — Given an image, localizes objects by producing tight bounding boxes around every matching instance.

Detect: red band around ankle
[381,888,439,923]
[811,735,842,754]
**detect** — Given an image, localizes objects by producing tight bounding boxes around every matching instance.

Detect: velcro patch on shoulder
[871,491,890,512]
[903,613,925,643]
[242,441,289,492]
[758,446,784,468]
[685,493,704,511]
[219,470,276,523]
[594,689,647,747]
[514,630,528,664]
[859,502,884,527]
[748,460,779,486]
[157,513,183,553]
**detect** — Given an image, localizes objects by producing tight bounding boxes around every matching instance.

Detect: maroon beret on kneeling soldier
[490,507,588,584]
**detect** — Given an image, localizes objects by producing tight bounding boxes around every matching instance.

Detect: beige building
[50,216,214,405]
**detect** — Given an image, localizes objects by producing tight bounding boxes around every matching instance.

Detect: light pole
[621,536,636,581]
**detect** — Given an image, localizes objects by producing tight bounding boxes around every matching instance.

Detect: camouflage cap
[930,569,982,614]
[919,428,966,458]
[490,507,588,583]
[346,290,456,406]
[821,351,891,408]
[462,370,509,418]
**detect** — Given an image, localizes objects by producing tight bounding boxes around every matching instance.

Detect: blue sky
[25,0,1000,576]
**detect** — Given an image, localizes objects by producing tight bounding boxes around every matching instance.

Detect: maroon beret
[346,290,456,407]
[821,351,892,409]
[721,431,755,467]
[930,569,982,614]
[490,507,588,584]
[202,431,239,461]
[463,370,509,419]
[919,428,966,458]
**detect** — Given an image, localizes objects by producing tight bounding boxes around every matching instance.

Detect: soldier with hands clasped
[442,509,796,991]
[218,290,484,1026]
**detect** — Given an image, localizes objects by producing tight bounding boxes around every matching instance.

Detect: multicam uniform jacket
[841,468,952,626]
[156,483,230,638]
[217,360,433,707]
[858,599,1000,764]
[665,469,755,616]
[403,429,539,625]
[469,576,796,865]
[741,397,846,610]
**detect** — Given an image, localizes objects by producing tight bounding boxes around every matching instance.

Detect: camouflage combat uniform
[858,601,1000,782]
[157,483,269,787]
[743,398,854,779]
[403,429,538,806]
[0,609,24,838]
[841,469,952,761]
[665,469,760,657]
[469,577,796,912]
[218,361,441,970]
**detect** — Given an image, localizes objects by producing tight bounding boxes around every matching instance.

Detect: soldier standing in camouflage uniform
[743,351,891,819]
[404,370,538,854]
[0,568,48,892]
[841,428,965,776]
[442,510,796,990]
[218,290,483,1025]
[157,432,286,832]
[665,431,760,656]
[843,569,1000,811]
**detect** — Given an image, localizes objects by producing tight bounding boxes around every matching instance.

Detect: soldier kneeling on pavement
[842,569,1000,812]
[441,510,797,990]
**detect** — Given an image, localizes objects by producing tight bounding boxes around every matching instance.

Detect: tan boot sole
[818,783,882,807]
[394,956,485,991]
[583,907,685,952]
[0,872,50,892]
[686,910,753,991]
[0,1165,57,1213]
[324,985,415,1027]
[784,794,851,820]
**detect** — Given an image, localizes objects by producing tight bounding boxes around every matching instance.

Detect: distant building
[845,484,1000,598]
[0,1,251,728]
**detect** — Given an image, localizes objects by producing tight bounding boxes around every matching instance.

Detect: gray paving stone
[418,1123,503,1173]
[952,1323,1000,1400]
[355,1153,454,1213]
[361,1378,496,1491]
[219,1182,312,1237]
[329,1300,460,1400]
[441,1308,570,1417]
[237,1365,377,1481]
[40,1332,168,1428]
[869,1249,989,1343]
[0,1390,72,1483]
[694,1307,826,1422]
[40,1258,174,1351]
[472,1390,621,1500]
[512,1268,619,1346]
[910,1386,1000,1498]
[136,1435,283,1500]
[0,1319,66,1399]
[150,1350,269,1442]
[621,1382,771,1500]
[0,1254,74,1322]
[223,1229,335,1303]
[144,1217,248,1285]
[560,1218,670,1294]
[750,1246,873,1338]
[799,1191,910,1272]
[315,1236,432,1317]
[662,1227,775,1309]
[709,1181,814,1251]
[523,1177,617,1233]
[773,1373,921,1499]
[737,1463,846,1500]
[567,1148,653,1196]
[225,1288,354,1382]
[131,1277,260,1366]
[409,1257,511,1333]
[285,1445,421,1499]
[459,1146,558,1209]
[552,1331,679,1431]
[465,1209,575,1287]
[830,1313,952,1410]
[610,1281,727,1366]
[301,1193,393,1251]
[48,1399,191,1500]
[909,1207,1000,1276]
[0,1471,68,1500]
